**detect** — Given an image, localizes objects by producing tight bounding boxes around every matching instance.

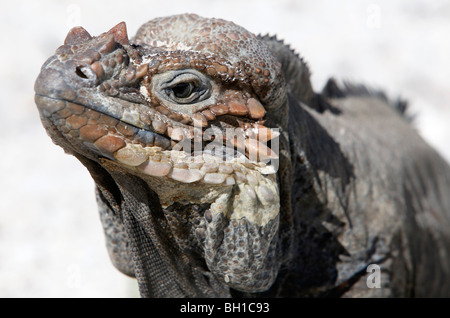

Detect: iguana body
[35,14,450,297]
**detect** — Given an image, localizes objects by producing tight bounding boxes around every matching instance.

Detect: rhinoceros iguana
[34,13,450,297]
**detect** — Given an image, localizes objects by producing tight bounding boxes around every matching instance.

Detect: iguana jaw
[35,91,280,226]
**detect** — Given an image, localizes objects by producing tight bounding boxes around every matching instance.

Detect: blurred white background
[0,0,449,297]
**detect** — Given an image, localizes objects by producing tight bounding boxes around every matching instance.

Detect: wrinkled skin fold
[35,14,450,297]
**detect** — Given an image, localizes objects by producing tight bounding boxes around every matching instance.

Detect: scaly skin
[35,14,286,295]
[35,14,450,297]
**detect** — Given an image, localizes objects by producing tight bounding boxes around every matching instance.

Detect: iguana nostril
[75,66,89,79]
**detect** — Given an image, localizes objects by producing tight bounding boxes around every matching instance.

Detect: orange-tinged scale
[85,108,101,120]
[206,67,217,76]
[202,109,216,121]
[94,134,126,154]
[210,104,229,116]
[98,113,119,126]
[156,106,171,116]
[66,115,88,129]
[79,125,109,142]
[66,102,85,115]
[116,122,136,137]
[247,98,266,119]
[212,62,228,74]
[168,112,184,122]
[56,108,73,119]
[180,114,193,125]
[90,61,104,78]
[227,101,248,116]
[193,113,208,127]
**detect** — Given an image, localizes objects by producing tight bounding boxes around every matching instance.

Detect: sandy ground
[0,0,449,297]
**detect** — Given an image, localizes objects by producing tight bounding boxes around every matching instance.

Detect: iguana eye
[152,70,214,109]
[171,82,196,99]
[164,74,204,104]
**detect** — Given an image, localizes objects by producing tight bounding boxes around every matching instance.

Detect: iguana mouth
[35,93,279,209]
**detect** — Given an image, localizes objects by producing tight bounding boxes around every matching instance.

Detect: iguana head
[35,14,289,294]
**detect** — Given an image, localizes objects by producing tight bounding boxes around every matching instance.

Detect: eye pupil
[172,82,194,98]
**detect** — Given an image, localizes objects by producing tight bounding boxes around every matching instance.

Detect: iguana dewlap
[35,14,450,297]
